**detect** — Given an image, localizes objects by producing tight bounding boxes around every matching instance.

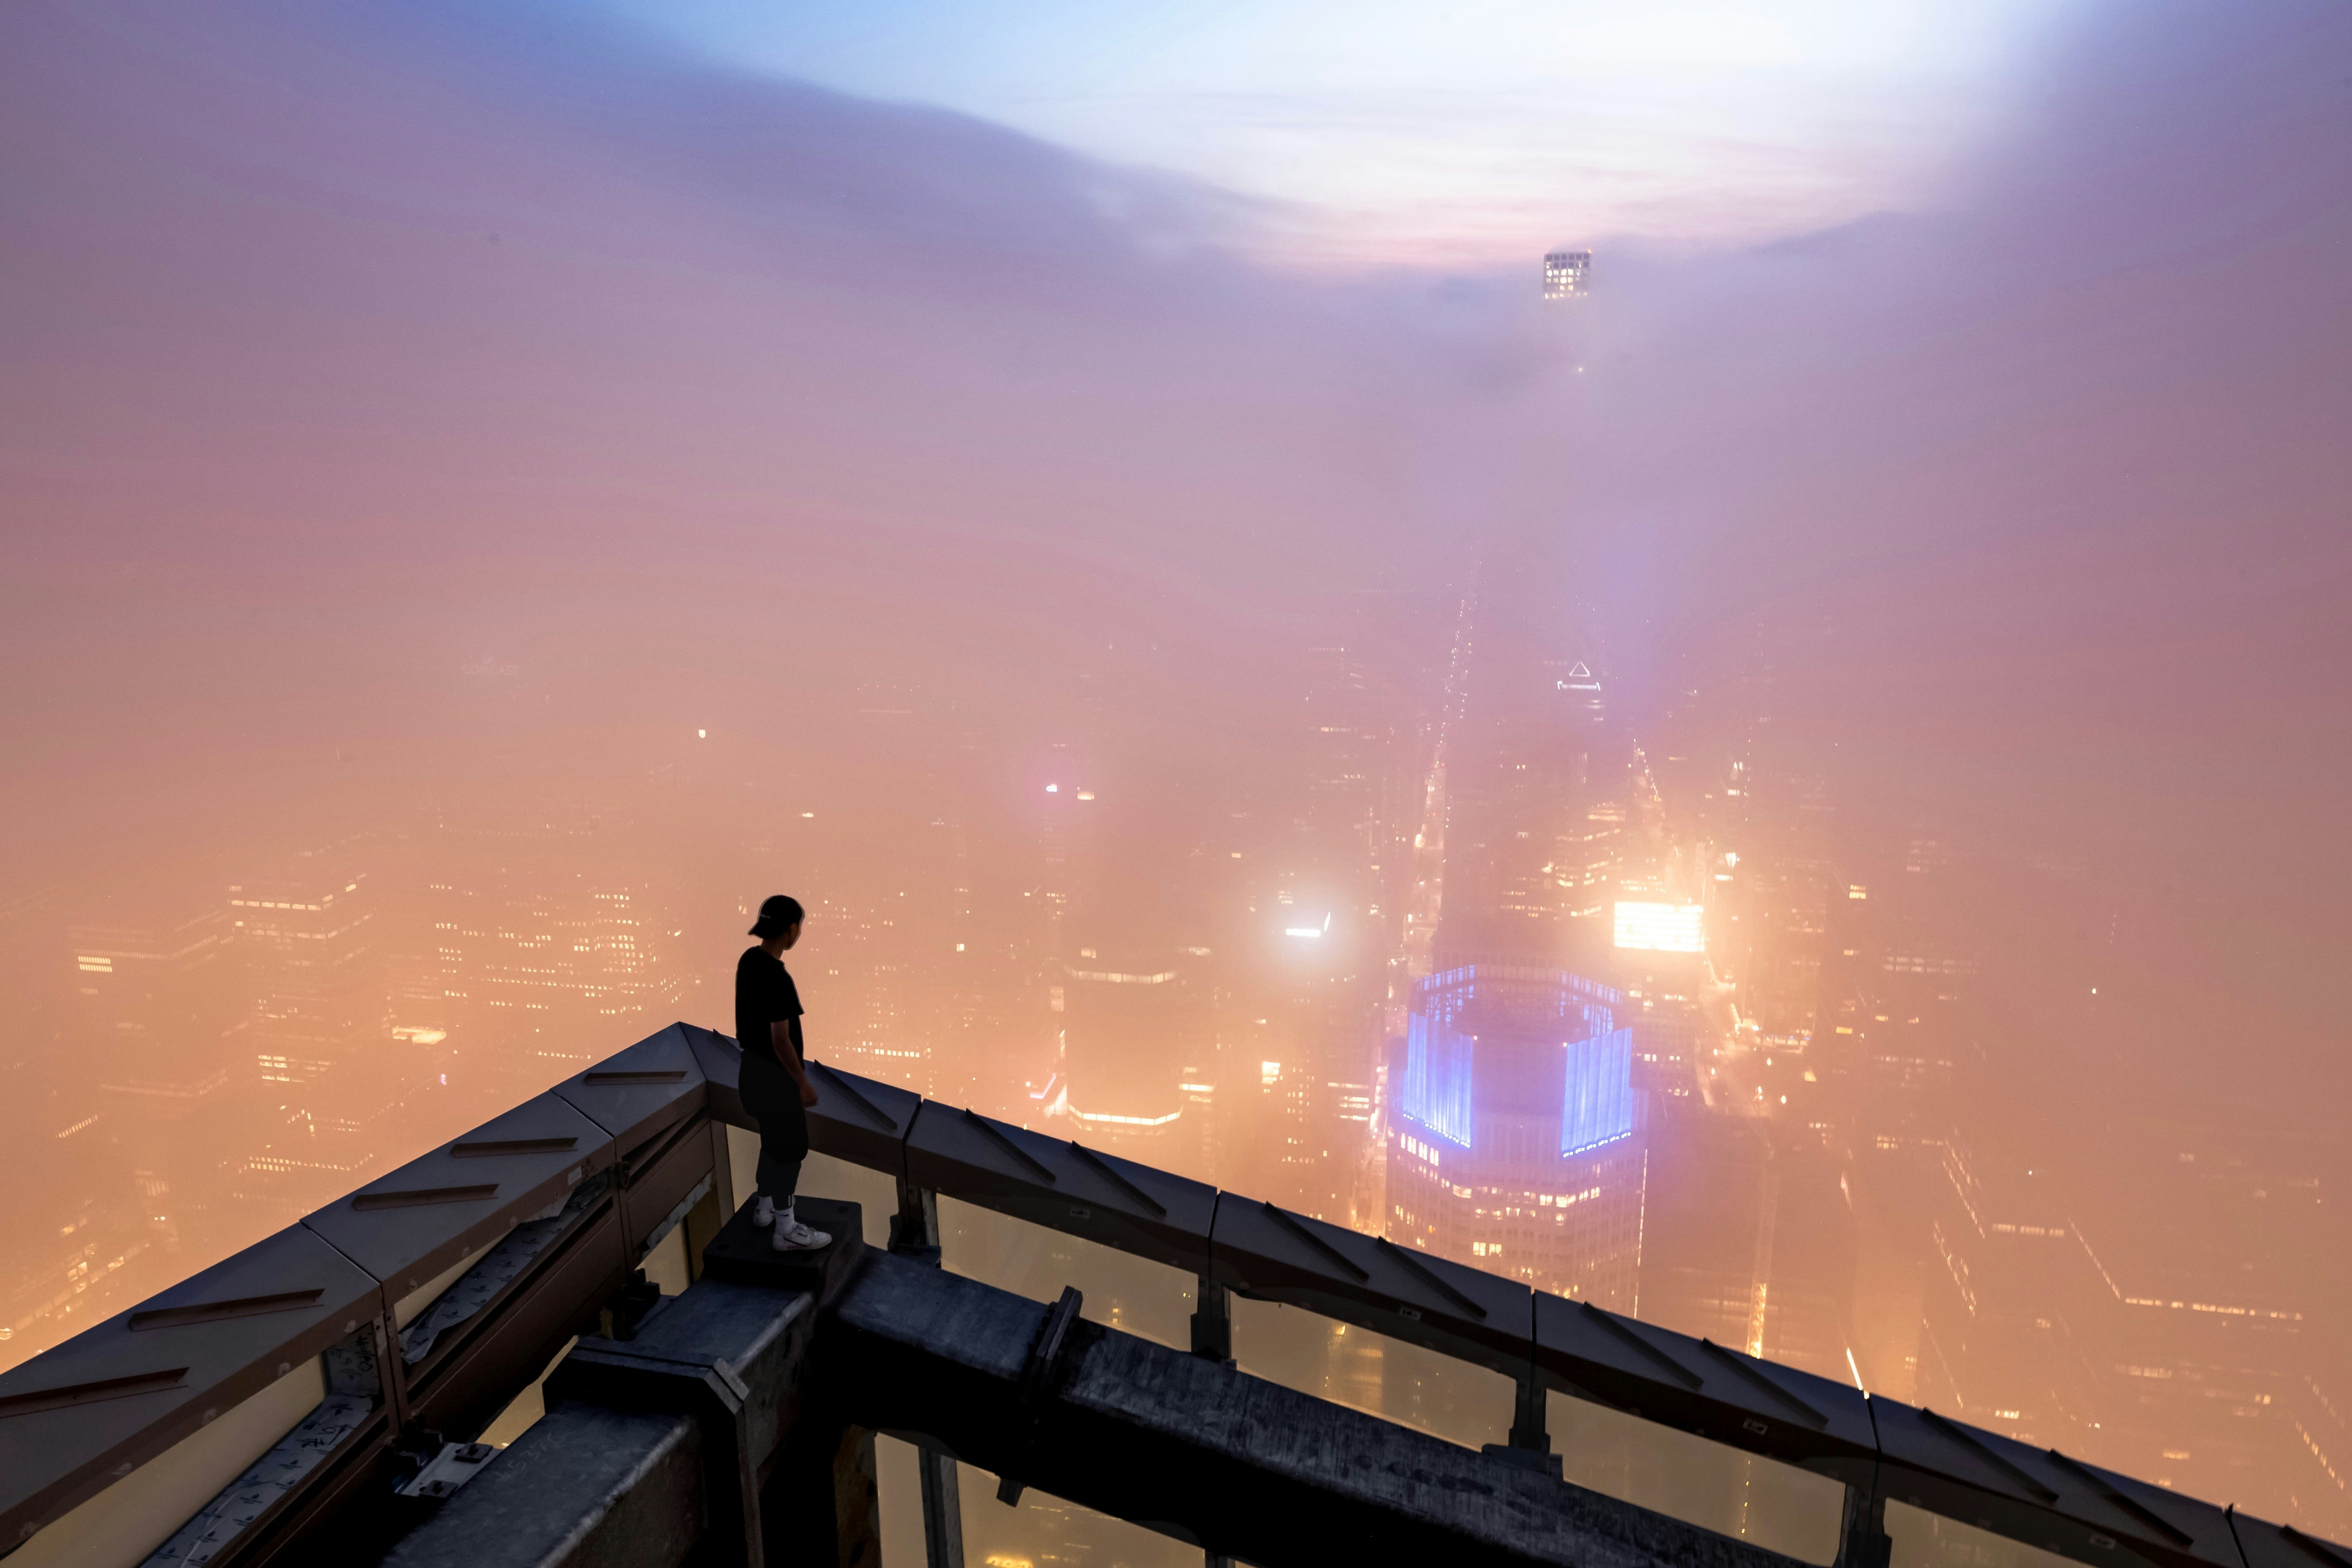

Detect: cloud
[602,0,2078,265]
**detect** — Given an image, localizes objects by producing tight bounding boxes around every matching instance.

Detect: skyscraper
[425,816,685,1097]
[1385,964,1646,1309]
[1055,942,1204,1164]
[64,905,250,1266]
[227,857,419,1219]
[1543,249,1592,301]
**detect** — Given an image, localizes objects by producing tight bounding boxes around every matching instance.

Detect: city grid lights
[1613,901,1704,952]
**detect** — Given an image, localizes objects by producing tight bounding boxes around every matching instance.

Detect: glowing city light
[1614,901,1704,952]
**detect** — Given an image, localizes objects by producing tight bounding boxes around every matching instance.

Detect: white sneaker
[771,1216,831,1251]
[751,1197,776,1229]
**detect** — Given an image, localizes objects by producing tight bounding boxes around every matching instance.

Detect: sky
[592,0,2078,264]
[4,0,2345,1042]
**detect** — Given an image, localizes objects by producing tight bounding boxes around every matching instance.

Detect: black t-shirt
[734,946,804,1064]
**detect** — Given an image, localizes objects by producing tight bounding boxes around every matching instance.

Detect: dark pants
[738,1049,809,1205]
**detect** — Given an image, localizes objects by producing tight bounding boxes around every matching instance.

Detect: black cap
[749,894,805,938]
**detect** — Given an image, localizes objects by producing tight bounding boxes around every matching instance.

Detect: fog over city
[4,0,2348,1559]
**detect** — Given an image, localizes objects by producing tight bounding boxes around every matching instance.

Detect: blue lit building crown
[1395,964,1633,1157]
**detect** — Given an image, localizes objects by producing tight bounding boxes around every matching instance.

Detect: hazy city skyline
[3,0,2348,1560]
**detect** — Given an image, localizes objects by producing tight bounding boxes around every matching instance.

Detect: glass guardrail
[8,1354,365,1568]
[1549,1388,1846,1566]
[877,1432,1202,1568]
[1883,1498,2081,1568]
[955,1459,1202,1568]
[797,1148,900,1247]
[1229,1293,1514,1454]
[938,1195,1197,1353]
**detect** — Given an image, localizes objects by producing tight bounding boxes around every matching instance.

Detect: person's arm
[771,1020,818,1106]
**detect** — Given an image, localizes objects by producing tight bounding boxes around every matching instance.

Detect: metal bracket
[995,1286,1084,1506]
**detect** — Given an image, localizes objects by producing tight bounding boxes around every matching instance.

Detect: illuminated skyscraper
[1055,942,1203,1163]
[232,862,382,1091]
[64,907,249,1264]
[1385,964,1646,1309]
[227,858,406,1217]
[1543,250,1592,301]
[425,819,685,1095]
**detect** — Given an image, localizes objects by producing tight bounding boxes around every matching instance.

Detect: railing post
[1509,1371,1549,1456]
[1190,1278,1234,1367]
[1193,1280,1237,1568]
[917,1444,966,1568]
[891,1177,963,1568]
[1834,1471,1895,1568]
[1479,1368,1564,1479]
[890,1177,943,1267]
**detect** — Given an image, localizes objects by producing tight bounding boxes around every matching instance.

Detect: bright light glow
[696,728,706,738]
[1614,901,1705,952]
[1065,967,1176,985]
[391,1026,448,1045]
[1285,927,1322,938]
[1046,784,1058,793]
[1849,884,1869,900]
[1076,790,1094,800]
[1066,1105,1182,1128]
[1260,1061,1282,1084]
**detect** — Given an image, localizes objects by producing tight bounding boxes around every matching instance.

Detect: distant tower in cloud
[1543,250,1591,301]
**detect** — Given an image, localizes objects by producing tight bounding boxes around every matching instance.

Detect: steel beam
[829,1248,1809,1568]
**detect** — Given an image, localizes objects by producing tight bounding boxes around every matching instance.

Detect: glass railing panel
[873,1435,929,1567]
[732,1130,898,1249]
[956,1460,1201,1568]
[475,1338,575,1448]
[937,1196,1196,1352]
[1884,1498,2081,1568]
[1549,1390,1846,1566]
[726,1124,761,1212]
[9,1359,344,1568]
[877,1425,1203,1568]
[1231,1294,1513,1452]
[799,1150,899,1247]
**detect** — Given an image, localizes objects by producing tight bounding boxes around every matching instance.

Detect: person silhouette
[735,895,830,1251]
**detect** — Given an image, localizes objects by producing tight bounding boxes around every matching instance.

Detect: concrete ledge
[378,1406,703,1568]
